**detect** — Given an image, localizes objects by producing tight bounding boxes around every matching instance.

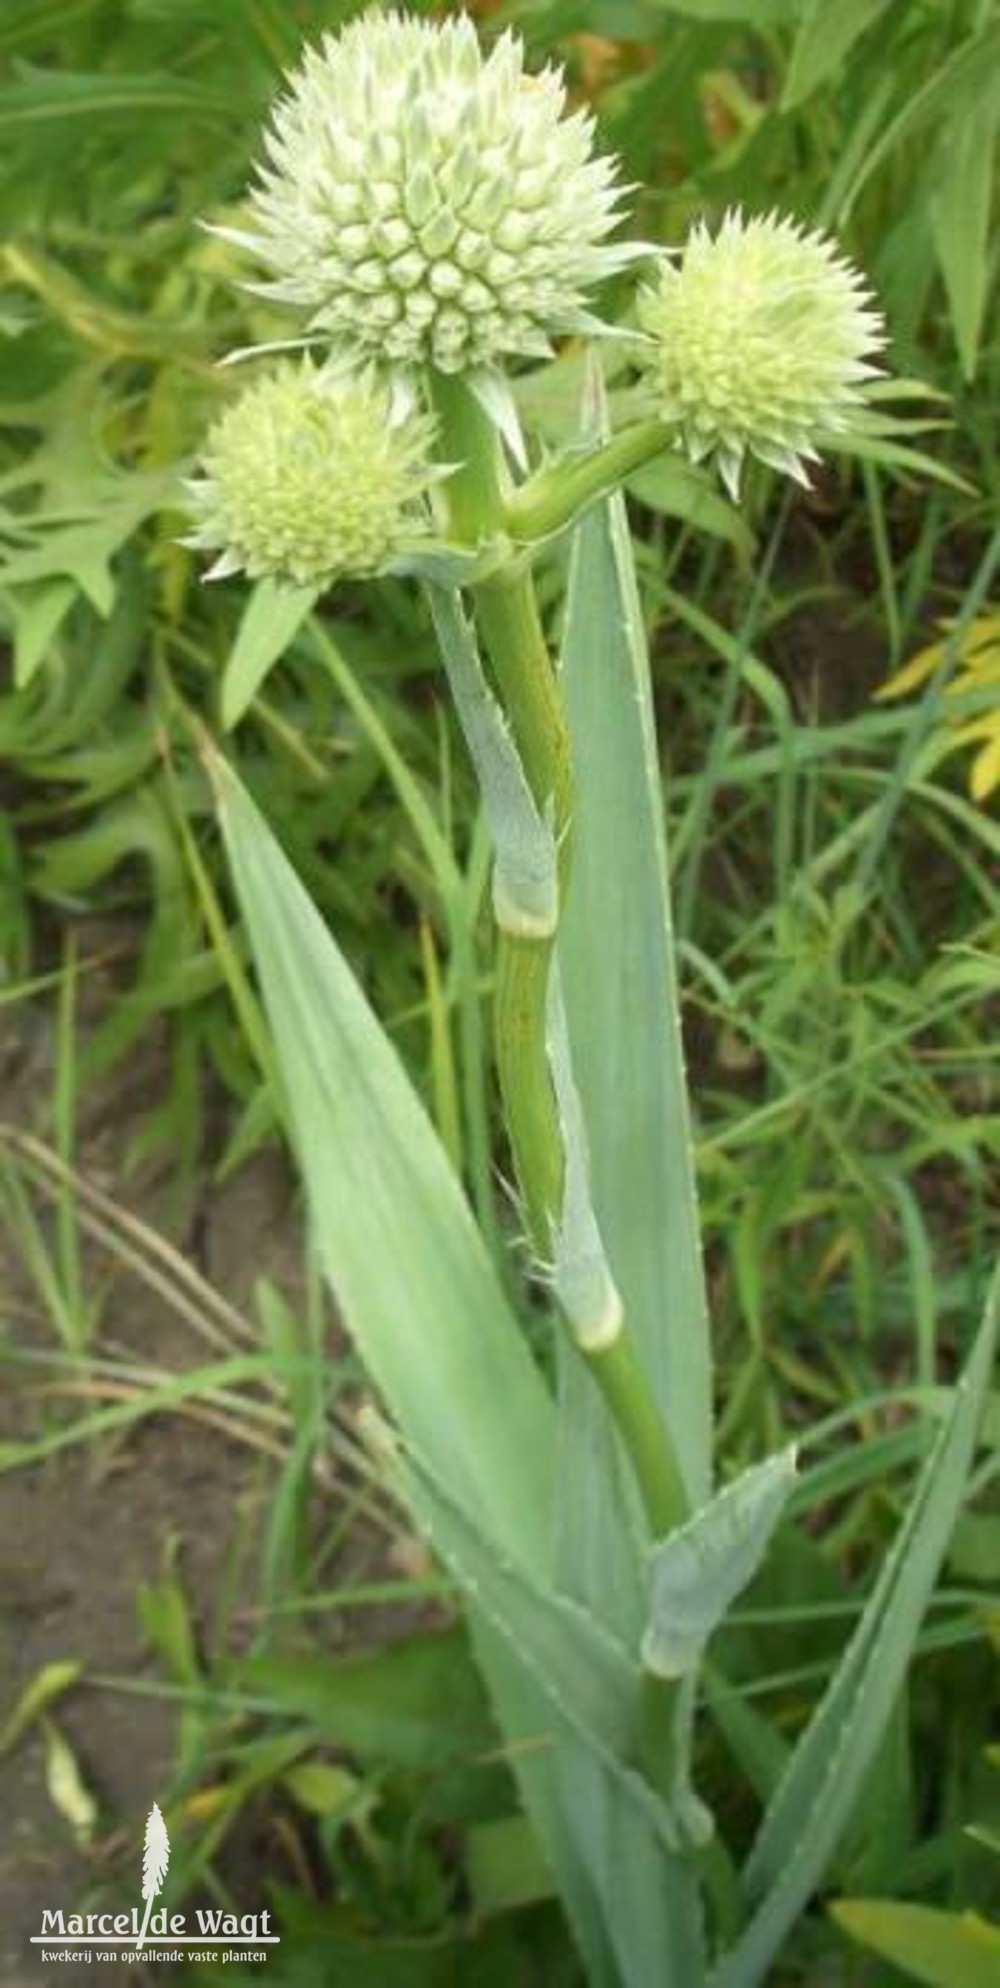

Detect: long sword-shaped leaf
[714,1273,999,1988]
[408,1428,707,1987]
[559,483,712,1507]
[215,755,555,1565]
[550,459,711,1987]
[470,1624,624,1988]
[216,757,640,1983]
[399,1442,656,1815]
[552,1353,708,1988]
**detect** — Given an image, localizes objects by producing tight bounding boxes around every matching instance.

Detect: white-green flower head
[237,11,639,377]
[637,210,885,498]
[185,362,437,588]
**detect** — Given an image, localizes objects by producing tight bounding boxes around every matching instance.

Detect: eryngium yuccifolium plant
[637,210,885,497]
[237,11,640,376]
[184,363,437,589]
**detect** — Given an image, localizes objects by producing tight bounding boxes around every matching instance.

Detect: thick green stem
[427,370,687,1558]
[588,1334,688,1537]
[494,932,562,1248]
[473,577,572,845]
[473,575,574,1251]
[428,370,569,1257]
[427,369,507,544]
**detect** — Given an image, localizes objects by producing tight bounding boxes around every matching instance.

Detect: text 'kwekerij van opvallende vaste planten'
[178,13,999,1984]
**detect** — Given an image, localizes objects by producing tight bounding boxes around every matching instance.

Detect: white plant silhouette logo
[135,1802,169,1951]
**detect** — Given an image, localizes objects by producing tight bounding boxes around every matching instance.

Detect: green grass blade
[559,484,712,1506]
[929,92,1000,381]
[781,0,894,108]
[830,1898,1000,1986]
[0,69,230,135]
[714,1271,1000,1988]
[840,21,1000,218]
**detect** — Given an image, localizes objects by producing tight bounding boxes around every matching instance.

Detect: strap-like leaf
[395,1434,687,1854]
[559,427,712,1506]
[215,755,556,1569]
[551,378,711,1987]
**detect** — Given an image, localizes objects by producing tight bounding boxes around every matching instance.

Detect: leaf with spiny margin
[394,1433,684,1856]
[559,414,712,1509]
[547,361,711,1988]
[214,753,632,1969]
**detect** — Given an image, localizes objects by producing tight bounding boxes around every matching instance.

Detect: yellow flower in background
[877,612,1000,801]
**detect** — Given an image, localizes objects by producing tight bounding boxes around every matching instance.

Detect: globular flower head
[184,362,437,588]
[233,11,639,377]
[636,210,885,497]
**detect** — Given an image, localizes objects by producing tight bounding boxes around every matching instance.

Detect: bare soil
[0,993,316,1988]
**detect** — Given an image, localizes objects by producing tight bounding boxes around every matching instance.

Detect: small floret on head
[184,362,437,589]
[636,210,885,497]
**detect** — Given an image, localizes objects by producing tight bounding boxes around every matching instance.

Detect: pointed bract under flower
[636,210,885,497]
[234,11,639,376]
[184,362,438,590]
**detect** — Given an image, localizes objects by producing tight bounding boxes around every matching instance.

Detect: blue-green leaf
[559,472,712,1508]
[215,754,555,1564]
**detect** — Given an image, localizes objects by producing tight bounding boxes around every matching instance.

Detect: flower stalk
[427,369,569,1250]
[428,369,687,1545]
[505,418,670,545]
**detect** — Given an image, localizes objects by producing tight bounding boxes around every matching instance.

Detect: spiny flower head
[185,362,437,588]
[637,210,885,497]
[232,11,639,377]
